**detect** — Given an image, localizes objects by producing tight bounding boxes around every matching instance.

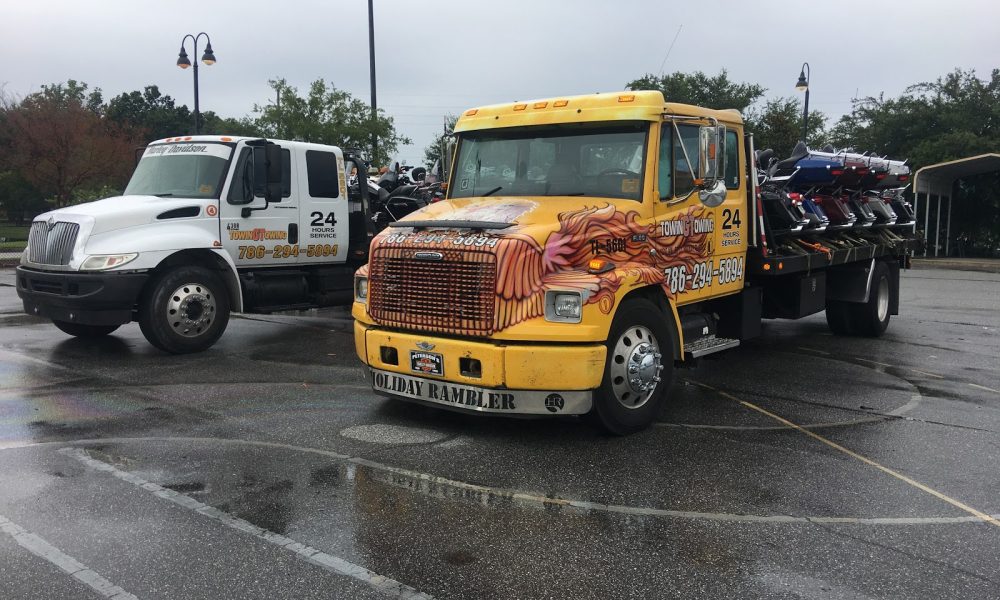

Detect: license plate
[410,351,443,376]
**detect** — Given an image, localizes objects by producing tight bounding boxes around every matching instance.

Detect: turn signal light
[617,94,635,103]
[588,258,615,273]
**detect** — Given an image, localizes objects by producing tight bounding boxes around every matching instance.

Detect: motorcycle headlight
[80,253,138,271]
[355,276,369,303]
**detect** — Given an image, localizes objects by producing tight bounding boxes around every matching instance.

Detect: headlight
[545,290,582,323]
[80,253,138,271]
[355,276,369,303]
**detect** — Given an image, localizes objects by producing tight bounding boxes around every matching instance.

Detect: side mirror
[698,180,727,208]
[411,167,427,181]
[252,144,283,203]
[698,125,726,182]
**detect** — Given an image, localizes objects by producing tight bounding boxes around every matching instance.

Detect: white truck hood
[39,195,215,236]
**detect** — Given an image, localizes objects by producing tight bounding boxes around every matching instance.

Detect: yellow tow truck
[352,90,919,434]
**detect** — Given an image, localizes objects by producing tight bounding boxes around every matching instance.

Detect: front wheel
[52,320,120,338]
[592,298,675,435]
[138,266,230,354]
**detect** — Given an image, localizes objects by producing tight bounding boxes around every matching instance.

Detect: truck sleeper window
[450,123,648,201]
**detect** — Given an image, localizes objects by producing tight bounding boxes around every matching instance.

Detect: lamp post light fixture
[177,32,216,135]
[795,62,810,143]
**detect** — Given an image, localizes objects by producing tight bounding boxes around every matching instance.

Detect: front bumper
[16,266,149,326]
[370,368,592,415]
[356,321,606,416]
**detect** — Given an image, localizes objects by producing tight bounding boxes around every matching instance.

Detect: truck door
[220,145,298,267]
[713,128,748,294]
[655,121,744,303]
[297,147,348,264]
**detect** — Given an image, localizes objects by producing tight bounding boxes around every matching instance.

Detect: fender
[597,264,684,359]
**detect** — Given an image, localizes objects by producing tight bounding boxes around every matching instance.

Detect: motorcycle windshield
[125,142,235,199]
[450,122,649,201]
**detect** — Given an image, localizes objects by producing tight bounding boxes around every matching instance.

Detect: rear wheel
[592,298,675,435]
[52,320,120,338]
[138,266,230,354]
[825,300,854,335]
[849,261,891,337]
[825,262,892,337]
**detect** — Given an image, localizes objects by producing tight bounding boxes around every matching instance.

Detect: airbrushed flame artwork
[364,200,712,336]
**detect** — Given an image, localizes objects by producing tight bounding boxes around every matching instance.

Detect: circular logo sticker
[544,393,565,413]
[206,205,218,217]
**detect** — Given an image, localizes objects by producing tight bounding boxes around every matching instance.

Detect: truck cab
[352,91,750,433]
[17,135,373,353]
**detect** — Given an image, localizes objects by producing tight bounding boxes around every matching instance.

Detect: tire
[592,298,675,435]
[138,266,230,354]
[849,261,891,337]
[825,300,854,336]
[52,320,120,338]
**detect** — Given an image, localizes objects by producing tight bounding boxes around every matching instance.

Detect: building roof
[914,153,1000,194]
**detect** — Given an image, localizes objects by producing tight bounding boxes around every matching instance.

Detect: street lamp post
[176,33,216,135]
[795,62,810,143]
[368,0,378,164]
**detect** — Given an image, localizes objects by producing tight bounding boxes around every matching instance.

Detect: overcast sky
[3,0,998,164]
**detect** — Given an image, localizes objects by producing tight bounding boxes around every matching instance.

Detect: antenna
[657,25,683,77]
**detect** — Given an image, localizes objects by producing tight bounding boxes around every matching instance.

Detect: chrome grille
[27,221,79,266]
[369,247,497,336]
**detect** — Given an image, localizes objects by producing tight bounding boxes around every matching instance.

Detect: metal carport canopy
[912,153,1000,256]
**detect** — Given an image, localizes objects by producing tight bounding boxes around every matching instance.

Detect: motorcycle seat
[773,141,809,172]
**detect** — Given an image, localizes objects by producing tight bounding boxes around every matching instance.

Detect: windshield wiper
[481,186,503,197]
[153,193,175,197]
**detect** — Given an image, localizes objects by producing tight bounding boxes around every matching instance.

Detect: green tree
[744,97,827,158]
[0,171,46,224]
[626,69,766,112]
[423,114,457,167]
[251,78,410,166]
[830,69,1000,166]
[105,85,193,140]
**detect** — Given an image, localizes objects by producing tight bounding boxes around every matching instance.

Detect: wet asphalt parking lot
[0,266,998,599]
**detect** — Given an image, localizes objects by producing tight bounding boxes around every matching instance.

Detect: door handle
[288,223,298,244]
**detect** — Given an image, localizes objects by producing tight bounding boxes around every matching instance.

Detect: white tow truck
[17,136,375,353]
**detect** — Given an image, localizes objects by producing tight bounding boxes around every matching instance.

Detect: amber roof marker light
[177,32,216,134]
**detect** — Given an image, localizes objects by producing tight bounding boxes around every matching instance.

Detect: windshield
[124,142,234,199]
[450,122,648,201]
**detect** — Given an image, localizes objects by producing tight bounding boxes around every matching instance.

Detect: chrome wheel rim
[166,282,216,338]
[876,277,889,322]
[609,325,662,409]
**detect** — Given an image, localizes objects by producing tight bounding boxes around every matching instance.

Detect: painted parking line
[910,369,945,379]
[690,382,1000,528]
[0,513,138,599]
[853,357,892,368]
[968,383,1000,395]
[61,448,433,600]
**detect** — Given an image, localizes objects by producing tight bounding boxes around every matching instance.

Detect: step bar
[683,335,740,359]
